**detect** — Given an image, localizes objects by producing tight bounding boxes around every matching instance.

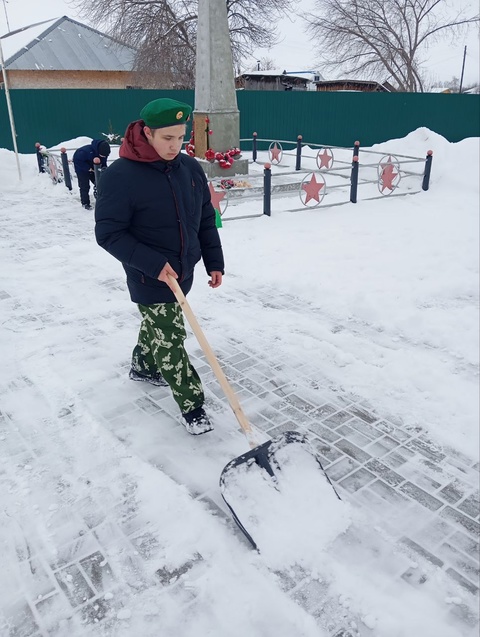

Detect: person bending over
[73,139,111,210]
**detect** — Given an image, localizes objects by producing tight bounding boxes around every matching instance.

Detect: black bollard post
[422,150,433,191]
[350,141,360,204]
[295,135,303,171]
[350,156,359,203]
[252,132,258,163]
[353,139,360,160]
[93,158,103,197]
[60,147,72,191]
[263,162,272,216]
[35,142,45,173]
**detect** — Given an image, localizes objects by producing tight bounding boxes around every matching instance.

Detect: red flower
[205,148,215,162]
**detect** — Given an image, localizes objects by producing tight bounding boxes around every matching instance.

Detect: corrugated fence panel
[0,89,194,153]
[237,91,480,149]
[0,88,478,153]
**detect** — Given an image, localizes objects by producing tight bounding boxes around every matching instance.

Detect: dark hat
[140,98,192,129]
[98,141,111,157]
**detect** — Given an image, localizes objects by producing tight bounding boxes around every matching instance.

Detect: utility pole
[0,36,21,179]
[2,0,10,32]
[459,45,467,94]
[0,19,56,180]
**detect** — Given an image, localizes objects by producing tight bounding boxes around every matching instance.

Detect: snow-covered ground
[0,128,478,636]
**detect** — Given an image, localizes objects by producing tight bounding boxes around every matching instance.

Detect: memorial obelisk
[194,0,248,177]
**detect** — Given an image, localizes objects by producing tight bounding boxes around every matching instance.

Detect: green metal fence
[237,91,480,149]
[0,88,478,153]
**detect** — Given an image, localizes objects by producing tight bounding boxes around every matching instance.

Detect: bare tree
[73,0,296,88]
[305,0,479,92]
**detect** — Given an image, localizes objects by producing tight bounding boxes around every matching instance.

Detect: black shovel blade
[220,431,340,551]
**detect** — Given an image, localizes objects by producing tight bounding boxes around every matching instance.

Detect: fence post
[353,139,360,160]
[252,132,258,163]
[35,142,45,173]
[295,135,302,171]
[60,147,72,191]
[263,162,272,216]
[350,141,360,203]
[93,158,103,196]
[422,150,433,191]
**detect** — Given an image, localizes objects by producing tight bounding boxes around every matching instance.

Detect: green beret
[140,98,192,129]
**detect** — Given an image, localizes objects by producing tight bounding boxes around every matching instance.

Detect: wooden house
[1,16,137,89]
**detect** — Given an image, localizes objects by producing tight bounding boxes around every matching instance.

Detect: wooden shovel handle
[167,275,258,448]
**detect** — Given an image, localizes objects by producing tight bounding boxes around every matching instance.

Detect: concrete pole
[194,0,247,176]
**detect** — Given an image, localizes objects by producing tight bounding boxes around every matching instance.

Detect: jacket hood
[120,120,178,163]
[91,138,113,156]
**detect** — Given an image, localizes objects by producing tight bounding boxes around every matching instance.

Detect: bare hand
[208,271,223,288]
[158,263,178,291]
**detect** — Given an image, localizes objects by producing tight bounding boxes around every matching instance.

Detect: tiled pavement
[95,284,479,634]
[1,280,479,636]
[201,337,480,600]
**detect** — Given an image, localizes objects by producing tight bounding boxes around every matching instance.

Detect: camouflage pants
[131,303,204,414]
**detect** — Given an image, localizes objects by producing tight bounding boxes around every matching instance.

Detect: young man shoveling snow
[95,98,224,435]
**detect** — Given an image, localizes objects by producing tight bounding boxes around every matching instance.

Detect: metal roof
[4,16,136,72]
[237,70,310,82]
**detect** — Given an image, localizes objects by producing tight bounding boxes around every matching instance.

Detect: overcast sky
[1,0,479,85]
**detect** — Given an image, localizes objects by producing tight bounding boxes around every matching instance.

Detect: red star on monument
[380,157,398,192]
[317,149,332,169]
[270,143,281,163]
[302,173,325,204]
[208,181,226,212]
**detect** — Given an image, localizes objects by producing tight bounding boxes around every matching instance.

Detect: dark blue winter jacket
[94,124,224,305]
[73,139,108,174]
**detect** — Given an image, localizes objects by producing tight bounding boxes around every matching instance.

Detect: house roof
[237,69,309,82]
[314,79,393,92]
[286,71,325,82]
[3,16,136,72]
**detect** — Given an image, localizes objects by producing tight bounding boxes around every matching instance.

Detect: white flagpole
[0,19,59,181]
[0,36,22,180]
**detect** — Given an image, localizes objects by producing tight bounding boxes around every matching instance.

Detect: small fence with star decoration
[208,133,433,221]
[35,135,433,222]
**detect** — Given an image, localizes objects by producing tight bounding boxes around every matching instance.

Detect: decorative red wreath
[205,147,242,169]
[185,118,242,169]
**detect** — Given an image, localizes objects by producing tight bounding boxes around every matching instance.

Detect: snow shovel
[168,275,340,550]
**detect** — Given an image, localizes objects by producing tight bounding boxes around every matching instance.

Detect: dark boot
[129,367,168,387]
[181,406,213,435]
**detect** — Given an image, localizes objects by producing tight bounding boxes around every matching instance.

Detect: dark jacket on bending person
[94,121,224,305]
[73,139,109,175]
